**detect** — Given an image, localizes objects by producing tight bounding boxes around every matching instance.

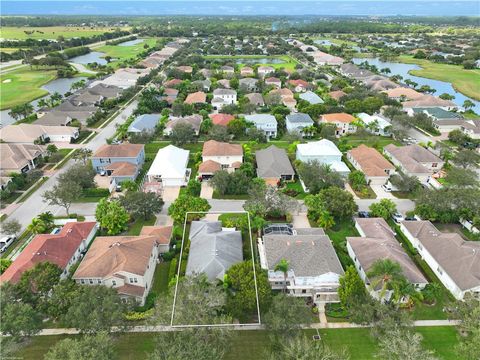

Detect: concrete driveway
[200,182,214,199]
[162,186,181,202]
[370,184,395,199]
[292,213,311,228]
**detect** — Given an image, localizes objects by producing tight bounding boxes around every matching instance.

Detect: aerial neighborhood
[0,12,479,360]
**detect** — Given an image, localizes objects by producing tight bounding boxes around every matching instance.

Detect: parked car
[99,170,106,176]
[115,184,122,192]
[405,216,417,221]
[358,211,370,218]
[392,213,404,223]
[382,184,392,192]
[0,236,16,253]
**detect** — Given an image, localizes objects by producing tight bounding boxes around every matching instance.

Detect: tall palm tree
[367,259,406,302]
[274,259,289,293]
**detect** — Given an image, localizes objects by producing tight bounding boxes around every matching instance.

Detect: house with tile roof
[245,93,265,107]
[0,123,79,143]
[209,113,235,127]
[319,113,357,137]
[186,221,243,281]
[0,143,45,174]
[357,113,392,137]
[73,225,172,305]
[410,107,464,132]
[328,90,347,101]
[255,145,295,185]
[265,77,282,89]
[347,145,395,185]
[212,89,237,110]
[1,221,97,284]
[91,144,145,179]
[164,114,203,136]
[240,66,254,77]
[461,119,480,139]
[401,221,480,300]
[288,79,310,93]
[383,87,424,101]
[184,91,207,105]
[239,78,259,92]
[258,226,344,304]
[199,140,243,179]
[347,218,428,302]
[257,66,275,77]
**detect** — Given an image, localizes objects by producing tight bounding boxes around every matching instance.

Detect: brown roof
[104,162,137,176]
[0,143,45,171]
[402,95,456,108]
[321,113,356,124]
[384,87,424,100]
[184,91,207,104]
[164,79,183,87]
[1,222,97,284]
[328,90,346,100]
[198,160,222,174]
[117,283,145,297]
[402,221,480,291]
[177,65,193,73]
[265,77,281,83]
[140,226,172,245]
[209,113,235,126]
[289,79,310,88]
[384,144,442,174]
[202,140,243,157]
[348,145,394,177]
[93,144,144,159]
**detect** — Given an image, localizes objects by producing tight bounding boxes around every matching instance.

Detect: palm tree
[317,211,335,230]
[367,259,406,302]
[274,259,289,293]
[74,148,93,165]
[463,99,475,110]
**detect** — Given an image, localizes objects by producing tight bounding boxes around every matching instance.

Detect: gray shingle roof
[128,114,160,133]
[256,145,294,179]
[263,228,344,277]
[186,221,243,281]
[286,113,314,124]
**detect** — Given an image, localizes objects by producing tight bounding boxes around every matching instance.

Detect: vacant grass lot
[1,26,129,40]
[204,55,299,71]
[0,68,57,109]
[397,55,480,101]
[16,326,459,360]
[97,38,158,65]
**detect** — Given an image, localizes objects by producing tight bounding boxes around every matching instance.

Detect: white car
[99,170,107,176]
[392,213,404,223]
[0,236,16,253]
[382,184,392,192]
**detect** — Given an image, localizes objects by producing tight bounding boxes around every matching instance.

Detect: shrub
[125,309,154,321]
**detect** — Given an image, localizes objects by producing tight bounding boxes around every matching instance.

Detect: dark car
[358,211,370,218]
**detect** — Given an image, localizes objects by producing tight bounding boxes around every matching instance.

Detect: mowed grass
[204,55,299,71]
[397,55,480,101]
[0,68,57,110]
[96,38,158,63]
[1,26,129,40]
[15,327,460,360]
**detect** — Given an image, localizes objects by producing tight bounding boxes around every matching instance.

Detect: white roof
[296,139,342,157]
[357,113,391,129]
[147,145,189,179]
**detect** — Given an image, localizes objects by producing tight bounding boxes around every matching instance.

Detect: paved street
[356,198,415,214]
[0,100,138,237]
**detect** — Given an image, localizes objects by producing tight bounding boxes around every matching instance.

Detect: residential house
[0,123,79,143]
[87,83,123,99]
[312,51,344,66]
[384,144,444,183]
[211,89,237,110]
[199,140,243,179]
[402,95,458,111]
[296,139,350,176]
[146,145,190,187]
[288,79,310,93]
[328,90,347,101]
[461,119,480,139]
[357,113,392,136]
[338,63,374,79]
[209,113,235,127]
[161,88,179,104]
[257,66,275,77]
[90,68,150,89]
[239,78,258,92]
[184,91,207,105]
[34,111,75,127]
[128,114,160,133]
[177,65,193,74]
[91,144,145,178]
[401,221,480,300]
[244,114,278,139]
[347,145,395,185]
[285,113,314,134]
[265,77,282,89]
[258,226,344,304]
[220,65,235,75]
[364,76,398,92]
[410,107,464,132]
[319,113,357,137]
[186,221,243,282]
[217,79,231,89]
[347,218,427,301]
[164,114,203,136]
[256,145,295,185]
[0,143,45,174]
[1,221,97,284]
[240,66,254,77]
[383,87,424,101]
[164,79,183,88]
[73,225,172,305]
[245,93,265,107]
[299,91,324,105]
[192,79,211,92]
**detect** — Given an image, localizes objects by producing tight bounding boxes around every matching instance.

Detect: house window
[89,279,93,284]
[97,280,101,284]
[302,289,306,294]
[81,279,85,284]
[432,163,438,168]
[112,280,117,286]
[437,267,443,275]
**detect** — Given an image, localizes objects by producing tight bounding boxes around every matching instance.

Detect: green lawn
[284,179,307,199]
[1,26,129,40]
[212,191,250,200]
[126,216,156,236]
[204,55,299,71]
[96,38,158,66]
[72,188,110,203]
[340,134,401,151]
[325,219,358,268]
[397,55,480,101]
[15,327,460,360]
[151,262,171,295]
[0,68,57,110]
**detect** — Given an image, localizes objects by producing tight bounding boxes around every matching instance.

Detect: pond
[69,51,107,65]
[234,57,285,65]
[118,39,144,47]
[352,57,480,113]
[0,76,87,126]
[314,39,334,46]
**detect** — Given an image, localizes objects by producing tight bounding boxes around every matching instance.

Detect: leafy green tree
[1,218,21,236]
[168,194,210,224]
[62,285,128,334]
[58,163,96,189]
[73,148,93,165]
[95,199,130,235]
[367,259,406,301]
[320,187,358,220]
[170,122,196,146]
[244,184,298,219]
[121,180,137,192]
[369,199,397,220]
[227,118,247,138]
[319,123,336,141]
[448,129,469,145]
[270,335,350,360]
[46,279,79,320]
[377,327,438,360]
[348,170,366,191]
[27,212,55,234]
[119,191,164,220]
[0,258,12,275]
[185,179,201,196]
[338,266,366,308]
[389,172,420,192]
[44,332,115,360]
[225,260,272,322]
[463,99,475,110]
[449,296,480,360]
[453,149,480,169]
[445,167,479,188]
[210,170,251,195]
[43,180,82,216]
[0,301,42,337]
[297,161,344,194]
[16,261,62,307]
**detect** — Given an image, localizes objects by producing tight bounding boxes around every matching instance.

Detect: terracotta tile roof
[348,145,394,177]
[164,88,179,96]
[209,113,235,126]
[321,113,356,123]
[117,283,145,297]
[328,90,346,100]
[177,65,193,73]
[1,222,97,284]
[93,144,144,159]
[202,140,243,157]
[164,79,183,87]
[289,79,309,88]
[184,91,207,104]
[140,226,173,245]
[104,162,137,177]
[0,143,45,171]
[384,87,424,100]
[265,77,281,83]
[231,161,242,169]
[198,160,222,174]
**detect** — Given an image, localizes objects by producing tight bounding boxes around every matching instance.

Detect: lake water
[0,77,87,126]
[70,51,107,65]
[118,39,144,47]
[314,39,333,46]
[352,57,480,113]
[234,57,285,65]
